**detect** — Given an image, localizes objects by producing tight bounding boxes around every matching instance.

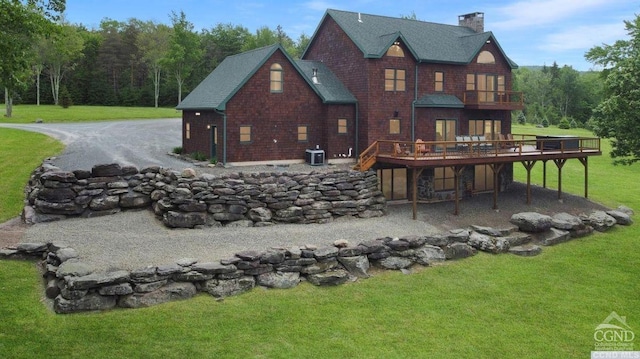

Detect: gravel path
[0,119,186,171]
[11,182,608,272]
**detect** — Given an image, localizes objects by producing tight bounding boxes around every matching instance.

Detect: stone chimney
[458,12,484,33]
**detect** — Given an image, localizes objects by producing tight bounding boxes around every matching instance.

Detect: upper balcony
[463,90,524,111]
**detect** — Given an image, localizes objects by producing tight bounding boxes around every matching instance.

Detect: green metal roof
[177,43,356,111]
[415,94,465,108]
[177,44,279,111]
[294,60,357,104]
[306,9,517,68]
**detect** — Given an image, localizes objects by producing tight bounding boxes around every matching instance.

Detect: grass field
[0,121,638,358]
[0,129,65,222]
[0,105,180,123]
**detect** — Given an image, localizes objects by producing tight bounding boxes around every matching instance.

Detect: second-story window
[466,74,476,90]
[386,42,405,57]
[385,69,405,92]
[270,63,283,93]
[435,71,444,92]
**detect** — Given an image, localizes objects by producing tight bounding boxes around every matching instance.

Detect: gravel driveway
[0,119,610,272]
[0,119,187,171]
[9,182,607,271]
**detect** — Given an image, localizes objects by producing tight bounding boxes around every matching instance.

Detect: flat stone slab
[538,228,571,246]
[509,244,542,257]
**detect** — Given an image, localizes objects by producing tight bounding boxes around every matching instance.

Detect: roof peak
[326,8,469,30]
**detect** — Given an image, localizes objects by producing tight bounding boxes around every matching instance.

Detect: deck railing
[463,90,524,109]
[356,134,600,170]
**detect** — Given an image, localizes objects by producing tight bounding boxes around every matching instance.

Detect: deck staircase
[353,141,379,171]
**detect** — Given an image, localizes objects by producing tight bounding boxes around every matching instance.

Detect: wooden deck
[354,134,602,218]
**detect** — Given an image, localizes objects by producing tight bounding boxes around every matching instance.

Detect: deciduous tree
[0,0,64,116]
[42,20,84,105]
[138,22,170,108]
[164,11,202,105]
[586,14,640,165]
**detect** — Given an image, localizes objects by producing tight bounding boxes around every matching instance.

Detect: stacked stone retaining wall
[1,204,633,314]
[23,162,386,228]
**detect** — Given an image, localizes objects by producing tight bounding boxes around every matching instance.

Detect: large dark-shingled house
[178,9,600,213]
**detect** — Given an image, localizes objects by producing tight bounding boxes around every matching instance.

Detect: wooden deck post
[521,160,537,205]
[553,159,567,199]
[489,163,504,210]
[542,160,548,188]
[452,166,464,215]
[578,157,588,198]
[412,168,424,220]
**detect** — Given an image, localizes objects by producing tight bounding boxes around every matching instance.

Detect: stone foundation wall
[23,162,386,228]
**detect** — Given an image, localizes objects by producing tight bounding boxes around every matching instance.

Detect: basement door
[378,168,407,200]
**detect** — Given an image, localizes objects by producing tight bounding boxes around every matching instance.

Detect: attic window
[477,51,495,64]
[270,63,283,93]
[386,42,404,57]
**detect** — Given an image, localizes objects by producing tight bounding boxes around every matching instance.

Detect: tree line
[513,63,604,129]
[2,1,310,113]
[5,2,640,166]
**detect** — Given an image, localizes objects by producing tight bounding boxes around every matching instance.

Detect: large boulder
[468,232,510,254]
[204,276,255,298]
[551,212,585,230]
[92,163,123,177]
[37,187,77,202]
[444,243,477,260]
[120,192,152,209]
[337,255,370,278]
[163,211,207,228]
[306,269,350,286]
[606,210,633,226]
[413,245,446,265]
[118,282,197,308]
[377,256,413,270]
[537,227,571,246]
[508,244,542,257]
[584,211,617,232]
[54,293,117,314]
[256,272,300,289]
[510,212,552,233]
[89,195,120,211]
[470,225,503,237]
[66,270,130,290]
[248,207,272,222]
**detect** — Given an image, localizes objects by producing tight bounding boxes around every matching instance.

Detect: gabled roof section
[178,43,357,111]
[295,60,357,104]
[415,94,464,108]
[177,44,280,111]
[305,9,517,68]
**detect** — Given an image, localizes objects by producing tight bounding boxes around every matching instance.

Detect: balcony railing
[463,90,524,110]
[355,134,600,171]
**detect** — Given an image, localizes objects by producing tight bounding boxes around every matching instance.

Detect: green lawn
[0,123,638,358]
[0,104,180,123]
[0,129,64,222]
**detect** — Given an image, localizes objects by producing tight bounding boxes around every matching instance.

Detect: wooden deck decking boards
[355,135,602,219]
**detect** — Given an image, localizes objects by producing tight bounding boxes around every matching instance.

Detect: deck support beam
[521,160,537,205]
[542,160,548,188]
[489,163,505,210]
[578,157,588,198]
[452,166,465,215]
[412,167,424,220]
[553,159,567,199]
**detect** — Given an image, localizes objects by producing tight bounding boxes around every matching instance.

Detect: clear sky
[63,0,639,71]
